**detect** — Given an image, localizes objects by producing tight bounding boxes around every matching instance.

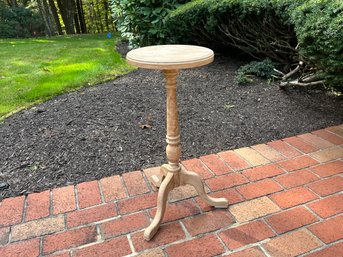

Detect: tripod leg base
[144,172,174,241]
[144,167,228,241]
[180,168,229,208]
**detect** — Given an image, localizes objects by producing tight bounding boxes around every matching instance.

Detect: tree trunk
[74,7,81,34]
[76,0,87,33]
[37,0,53,36]
[48,0,63,35]
[95,0,104,32]
[56,0,75,34]
[103,0,109,31]
[90,1,100,33]
[87,2,94,32]
[42,0,57,35]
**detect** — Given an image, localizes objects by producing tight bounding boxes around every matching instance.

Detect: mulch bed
[1,45,342,200]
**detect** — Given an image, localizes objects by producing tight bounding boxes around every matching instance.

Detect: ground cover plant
[0,33,133,119]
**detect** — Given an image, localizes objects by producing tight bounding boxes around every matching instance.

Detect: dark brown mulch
[0,46,342,200]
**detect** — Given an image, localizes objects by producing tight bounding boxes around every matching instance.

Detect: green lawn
[0,33,134,120]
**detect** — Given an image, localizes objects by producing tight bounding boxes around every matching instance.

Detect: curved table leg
[144,172,175,241]
[180,167,228,208]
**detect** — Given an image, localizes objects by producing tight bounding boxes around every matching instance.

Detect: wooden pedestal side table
[126,45,228,241]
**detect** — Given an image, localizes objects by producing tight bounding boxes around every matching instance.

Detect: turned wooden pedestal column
[126,45,228,241]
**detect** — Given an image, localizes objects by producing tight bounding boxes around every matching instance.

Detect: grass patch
[0,33,134,120]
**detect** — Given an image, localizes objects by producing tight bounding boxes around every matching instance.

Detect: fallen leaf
[139,124,152,129]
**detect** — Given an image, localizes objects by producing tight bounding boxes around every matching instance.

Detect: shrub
[166,0,343,89]
[235,58,277,84]
[110,0,191,48]
[165,0,299,64]
[0,3,44,38]
[290,0,343,88]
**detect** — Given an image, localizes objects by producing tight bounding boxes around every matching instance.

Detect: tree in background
[0,0,113,38]
[0,0,45,38]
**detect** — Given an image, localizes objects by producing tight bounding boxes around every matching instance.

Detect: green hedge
[291,0,343,87]
[165,0,299,63]
[165,0,343,88]
[110,0,191,48]
[110,0,342,88]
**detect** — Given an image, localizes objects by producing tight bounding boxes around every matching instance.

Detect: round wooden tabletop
[126,45,214,70]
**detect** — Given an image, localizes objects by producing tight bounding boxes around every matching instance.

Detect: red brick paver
[122,170,150,196]
[100,212,150,238]
[42,226,97,255]
[0,125,342,257]
[149,199,200,223]
[312,129,343,145]
[99,175,127,201]
[166,234,225,257]
[237,179,282,200]
[73,236,131,257]
[267,140,302,158]
[283,136,318,153]
[275,169,318,189]
[25,190,50,221]
[310,147,343,162]
[206,173,248,191]
[304,241,343,257]
[308,194,343,218]
[308,176,343,196]
[263,229,322,257]
[131,222,185,252]
[0,196,24,226]
[52,185,76,214]
[182,158,214,179]
[0,238,40,257]
[217,150,251,171]
[270,187,318,209]
[265,206,318,234]
[278,155,318,172]
[251,143,286,162]
[66,203,117,228]
[242,164,285,182]
[224,247,266,257]
[219,220,275,250]
[182,210,234,236]
[308,216,343,243]
[311,160,343,177]
[76,181,102,209]
[200,154,233,175]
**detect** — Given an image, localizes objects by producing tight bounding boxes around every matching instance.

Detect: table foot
[148,165,169,188]
[180,167,229,208]
[144,166,228,241]
[144,172,175,241]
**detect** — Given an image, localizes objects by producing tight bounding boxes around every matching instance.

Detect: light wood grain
[126,45,228,241]
[126,45,214,70]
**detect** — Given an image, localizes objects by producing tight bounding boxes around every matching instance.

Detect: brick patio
[0,125,342,257]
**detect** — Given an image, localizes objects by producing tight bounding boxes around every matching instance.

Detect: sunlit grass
[0,33,134,120]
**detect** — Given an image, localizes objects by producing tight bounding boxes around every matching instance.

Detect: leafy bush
[235,59,277,84]
[291,0,343,88]
[110,0,191,48]
[0,3,44,38]
[165,0,299,64]
[166,0,343,89]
